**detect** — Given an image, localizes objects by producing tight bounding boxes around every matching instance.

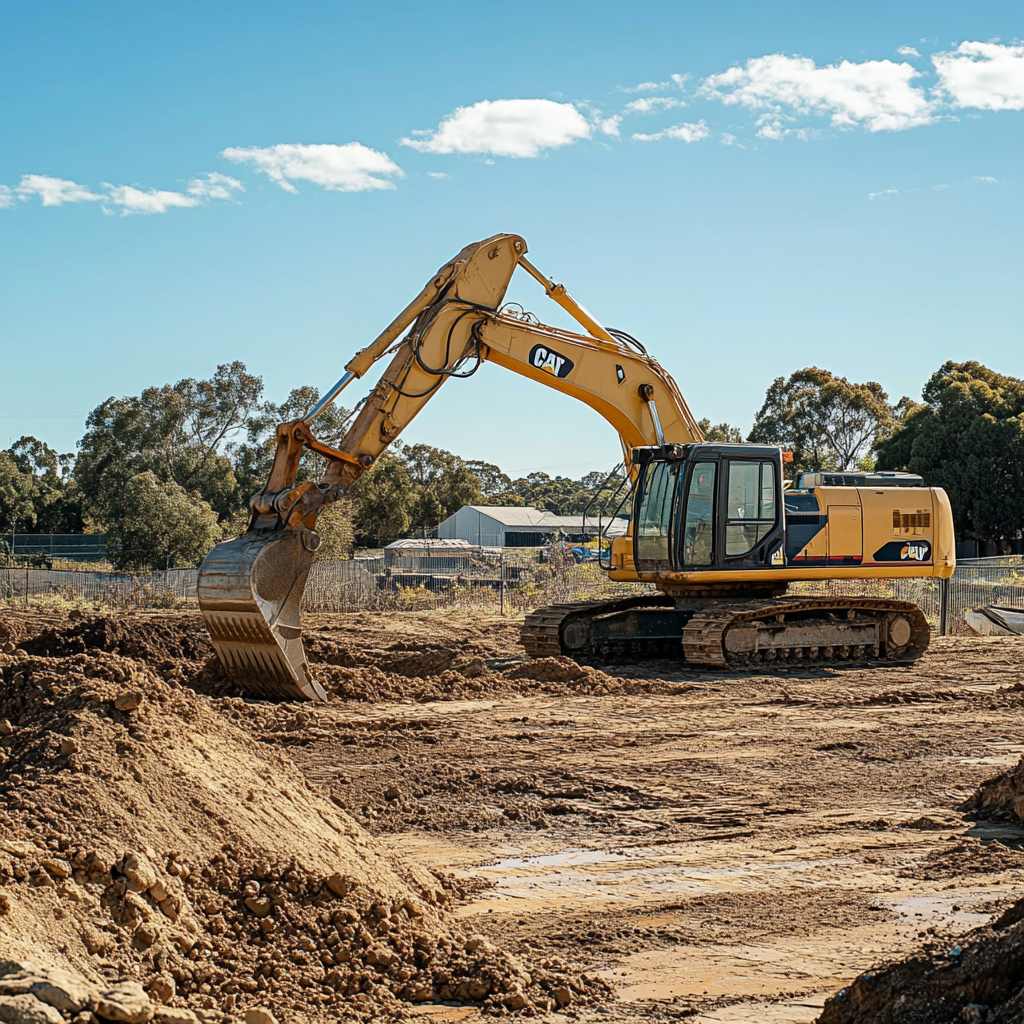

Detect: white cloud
[868,187,901,200]
[622,73,688,93]
[426,171,449,180]
[632,120,710,143]
[222,143,404,192]
[187,172,244,200]
[720,132,746,148]
[974,175,999,184]
[597,114,623,137]
[400,99,591,158]
[755,113,809,141]
[701,53,935,132]
[15,174,102,206]
[933,41,1024,110]
[0,185,12,209]
[897,46,921,58]
[103,185,201,215]
[624,96,685,114]
[622,80,664,93]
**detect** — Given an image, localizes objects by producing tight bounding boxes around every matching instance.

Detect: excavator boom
[198,234,700,698]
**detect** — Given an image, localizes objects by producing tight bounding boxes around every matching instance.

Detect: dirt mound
[19,615,210,666]
[818,899,1024,1024]
[962,757,1024,824]
[0,648,603,1019]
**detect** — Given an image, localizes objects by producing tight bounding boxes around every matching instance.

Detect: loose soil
[2,608,1023,1023]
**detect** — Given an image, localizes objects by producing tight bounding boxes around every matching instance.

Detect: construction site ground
[2,607,1024,1023]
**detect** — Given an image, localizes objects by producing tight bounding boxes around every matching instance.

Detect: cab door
[715,456,784,569]
[633,459,682,571]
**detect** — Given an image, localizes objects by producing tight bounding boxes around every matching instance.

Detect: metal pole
[939,576,950,637]
[500,553,506,616]
[24,565,29,608]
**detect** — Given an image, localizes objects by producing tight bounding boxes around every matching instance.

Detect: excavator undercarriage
[521,594,930,667]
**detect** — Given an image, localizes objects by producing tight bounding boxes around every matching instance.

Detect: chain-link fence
[2,553,1022,635]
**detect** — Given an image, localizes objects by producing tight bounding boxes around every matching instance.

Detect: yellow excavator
[197,233,955,700]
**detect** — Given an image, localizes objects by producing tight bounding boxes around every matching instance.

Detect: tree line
[1,359,1021,569]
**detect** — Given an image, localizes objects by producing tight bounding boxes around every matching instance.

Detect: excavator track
[521,596,677,658]
[522,596,929,667]
[680,597,929,667]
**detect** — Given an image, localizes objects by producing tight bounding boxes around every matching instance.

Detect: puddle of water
[885,892,992,930]
[487,847,630,870]
[466,845,857,910]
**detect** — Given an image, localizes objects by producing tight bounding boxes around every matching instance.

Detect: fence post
[499,553,506,616]
[938,576,950,637]
[24,566,29,608]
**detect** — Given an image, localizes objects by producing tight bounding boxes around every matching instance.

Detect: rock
[325,873,353,897]
[95,982,153,1024]
[58,738,79,756]
[0,996,66,1024]
[152,1010,198,1024]
[133,923,160,949]
[158,896,181,922]
[383,786,401,801]
[0,976,35,998]
[0,895,8,917]
[146,977,174,1005]
[552,985,573,1008]
[114,693,143,712]
[0,721,13,736]
[81,928,112,955]
[243,897,271,918]
[119,853,157,894]
[148,881,169,904]
[504,990,528,1011]
[40,859,71,881]
[28,970,95,1013]
[242,1009,276,1024]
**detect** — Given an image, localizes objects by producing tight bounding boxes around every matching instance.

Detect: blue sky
[1,1,1021,478]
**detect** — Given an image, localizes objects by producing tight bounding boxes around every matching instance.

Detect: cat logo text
[528,344,574,379]
[900,543,929,561]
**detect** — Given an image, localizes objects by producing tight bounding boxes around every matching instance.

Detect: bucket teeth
[198,530,326,701]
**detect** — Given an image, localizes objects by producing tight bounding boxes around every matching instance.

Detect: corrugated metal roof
[384,538,477,550]
[463,505,548,526]
[455,506,628,535]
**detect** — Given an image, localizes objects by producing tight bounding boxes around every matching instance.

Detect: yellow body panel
[608,484,955,585]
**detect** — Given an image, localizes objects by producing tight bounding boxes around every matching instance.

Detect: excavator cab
[632,444,785,575]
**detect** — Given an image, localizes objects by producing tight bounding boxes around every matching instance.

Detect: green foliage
[876,361,1024,544]
[0,436,83,534]
[230,385,352,498]
[75,361,262,524]
[106,471,222,571]
[0,450,37,533]
[748,367,895,475]
[697,418,744,443]
[314,498,355,561]
[352,455,413,548]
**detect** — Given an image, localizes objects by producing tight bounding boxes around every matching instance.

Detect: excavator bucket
[197,530,327,701]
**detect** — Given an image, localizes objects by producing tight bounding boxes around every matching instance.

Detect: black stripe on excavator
[784,513,828,562]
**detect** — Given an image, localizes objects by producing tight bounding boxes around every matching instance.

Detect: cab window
[725,460,776,557]
[635,461,680,568]
[681,461,716,566]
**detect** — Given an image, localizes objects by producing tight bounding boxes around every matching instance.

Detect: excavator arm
[198,233,702,699]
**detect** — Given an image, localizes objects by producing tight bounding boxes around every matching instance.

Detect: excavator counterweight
[198,234,954,701]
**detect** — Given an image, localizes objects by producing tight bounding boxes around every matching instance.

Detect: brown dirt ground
[2,608,1024,1023]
